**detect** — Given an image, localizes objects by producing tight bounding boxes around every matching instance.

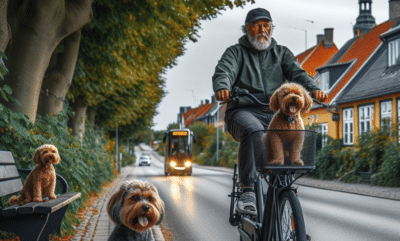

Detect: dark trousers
[226,107,274,186]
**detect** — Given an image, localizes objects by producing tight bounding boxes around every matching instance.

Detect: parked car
[138,156,151,166]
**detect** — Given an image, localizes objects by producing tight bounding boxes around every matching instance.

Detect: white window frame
[318,123,328,147]
[343,108,354,145]
[388,39,400,67]
[380,100,392,131]
[320,71,330,92]
[358,105,374,137]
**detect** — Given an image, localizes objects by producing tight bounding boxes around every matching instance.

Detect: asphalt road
[130,146,400,241]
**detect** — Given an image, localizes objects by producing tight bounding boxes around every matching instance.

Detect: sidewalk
[71,147,164,241]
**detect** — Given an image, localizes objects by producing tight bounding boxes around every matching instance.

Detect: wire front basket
[256,130,317,174]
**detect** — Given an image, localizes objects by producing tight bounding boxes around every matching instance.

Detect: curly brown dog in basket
[262,83,313,166]
[9,144,61,205]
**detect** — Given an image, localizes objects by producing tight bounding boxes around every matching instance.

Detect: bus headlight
[170,161,177,167]
[184,160,192,167]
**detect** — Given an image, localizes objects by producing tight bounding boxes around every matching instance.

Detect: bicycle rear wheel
[278,190,307,241]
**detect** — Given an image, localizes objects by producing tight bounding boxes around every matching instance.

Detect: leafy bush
[373,142,400,187]
[310,137,344,180]
[122,152,135,167]
[190,121,215,159]
[355,129,394,173]
[216,132,239,168]
[310,127,398,184]
[192,124,238,168]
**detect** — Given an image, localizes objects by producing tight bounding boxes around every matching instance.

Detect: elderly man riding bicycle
[212,7,327,216]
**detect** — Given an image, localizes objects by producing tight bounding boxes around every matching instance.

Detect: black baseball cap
[245,8,272,24]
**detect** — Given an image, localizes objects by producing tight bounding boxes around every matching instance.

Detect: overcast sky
[152,0,390,131]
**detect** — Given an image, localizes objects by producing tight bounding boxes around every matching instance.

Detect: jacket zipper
[259,52,268,103]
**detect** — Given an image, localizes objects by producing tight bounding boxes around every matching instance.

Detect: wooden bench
[0,151,81,241]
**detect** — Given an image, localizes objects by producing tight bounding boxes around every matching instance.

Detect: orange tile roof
[328,20,397,103]
[297,47,316,64]
[182,103,215,126]
[296,41,338,77]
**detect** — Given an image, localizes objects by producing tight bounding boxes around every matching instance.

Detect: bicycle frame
[231,164,312,241]
[260,174,297,241]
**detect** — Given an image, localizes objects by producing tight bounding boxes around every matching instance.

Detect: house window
[343,108,354,145]
[388,39,400,67]
[318,123,328,147]
[359,105,374,137]
[320,71,329,92]
[380,100,392,132]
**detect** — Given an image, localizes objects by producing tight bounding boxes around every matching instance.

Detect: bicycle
[226,87,333,241]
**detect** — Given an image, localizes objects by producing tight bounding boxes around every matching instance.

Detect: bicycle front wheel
[278,190,307,241]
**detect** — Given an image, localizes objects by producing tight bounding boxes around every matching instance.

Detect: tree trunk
[37,30,82,117]
[3,0,93,122]
[68,97,87,142]
[87,106,96,128]
[0,0,10,52]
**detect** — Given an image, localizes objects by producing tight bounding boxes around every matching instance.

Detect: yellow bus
[163,128,196,176]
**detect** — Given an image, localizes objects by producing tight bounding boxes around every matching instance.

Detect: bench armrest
[17,168,68,194]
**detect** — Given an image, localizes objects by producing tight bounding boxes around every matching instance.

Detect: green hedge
[373,142,400,186]
[309,129,400,186]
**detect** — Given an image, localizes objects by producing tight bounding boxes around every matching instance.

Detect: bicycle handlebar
[221,87,336,114]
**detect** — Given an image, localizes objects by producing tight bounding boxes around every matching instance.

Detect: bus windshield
[171,135,189,155]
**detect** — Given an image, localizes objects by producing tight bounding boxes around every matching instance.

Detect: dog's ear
[302,89,313,113]
[107,189,125,224]
[34,149,41,165]
[156,212,164,225]
[52,146,61,164]
[269,89,280,112]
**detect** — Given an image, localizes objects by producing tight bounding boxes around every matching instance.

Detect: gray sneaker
[235,191,257,216]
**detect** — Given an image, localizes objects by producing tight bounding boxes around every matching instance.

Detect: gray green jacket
[212,35,320,112]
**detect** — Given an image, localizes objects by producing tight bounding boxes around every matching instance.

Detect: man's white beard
[247,32,272,50]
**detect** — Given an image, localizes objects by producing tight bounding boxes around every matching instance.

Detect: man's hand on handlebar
[216,89,230,102]
[313,90,328,103]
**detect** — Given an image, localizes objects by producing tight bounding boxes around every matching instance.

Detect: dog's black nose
[292,97,297,101]
[142,205,150,212]
[48,156,53,160]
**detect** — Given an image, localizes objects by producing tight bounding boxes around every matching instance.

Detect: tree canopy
[0,0,255,139]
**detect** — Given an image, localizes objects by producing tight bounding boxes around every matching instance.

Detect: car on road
[138,155,151,166]
[140,151,152,159]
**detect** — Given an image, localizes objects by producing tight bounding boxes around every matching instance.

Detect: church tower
[353,0,376,37]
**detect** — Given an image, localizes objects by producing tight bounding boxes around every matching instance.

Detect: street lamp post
[288,20,314,51]
[288,26,307,50]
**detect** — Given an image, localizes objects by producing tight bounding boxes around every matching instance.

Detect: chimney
[389,0,400,19]
[323,28,334,47]
[180,106,191,114]
[211,95,216,103]
[316,34,325,44]
[205,99,210,104]
[200,100,203,105]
